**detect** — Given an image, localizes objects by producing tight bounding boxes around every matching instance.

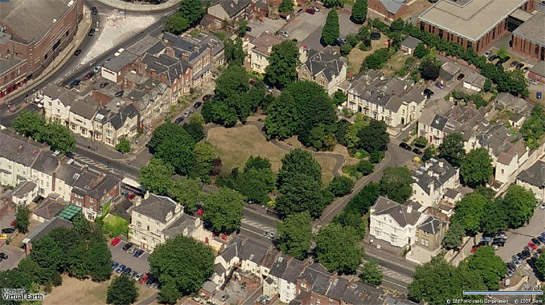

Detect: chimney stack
[439,161,444,168]
[406,204,412,214]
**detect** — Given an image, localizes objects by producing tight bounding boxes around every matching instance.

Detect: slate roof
[108,103,139,129]
[299,263,331,295]
[531,61,545,78]
[214,263,226,276]
[33,196,66,221]
[70,98,98,120]
[104,52,138,72]
[0,0,76,42]
[401,36,421,50]
[12,181,37,198]
[373,196,422,228]
[413,158,457,196]
[163,214,198,238]
[56,162,100,192]
[250,32,283,57]
[380,0,404,14]
[42,84,78,106]
[341,281,368,305]
[220,237,243,262]
[127,35,164,56]
[269,255,289,278]
[132,193,179,223]
[0,130,43,167]
[140,53,189,86]
[281,258,304,283]
[517,160,545,188]
[262,249,279,269]
[239,239,268,264]
[210,0,252,18]
[304,50,346,82]
[418,215,444,235]
[326,277,349,301]
[31,151,60,174]
[444,188,460,199]
[88,176,119,200]
[384,296,419,305]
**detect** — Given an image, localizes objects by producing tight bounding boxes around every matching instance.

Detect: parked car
[510,61,519,68]
[202,94,212,101]
[194,101,202,109]
[246,26,252,32]
[84,72,95,80]
[457,73,465,81]
[135,273,143,281]
[501,56,511,63]
[309,5,319,11]
[74,49,82,56]
[128,247,136,254]
[524,245,532,253]
[69,79,80,88]
[115,264,126,273]
[277,30,289,38]
[1,228,15,234]
[528,242,538,250]
[99,81,109,88]
[538,236,545,244]
[151,282,160,289]
[399,142,412,151]
[88,28,96,36]
[140,273,149,284]
[512,255,522,264]
[435,82,445,90]
[122,242,133,251]
[532,238,542,246]
[484,51,491,58]
[263,231,274,239]
[130,271,138,279]
[470,245,480,253]
[221,295,229,302]
[111,262,119,270]
[115,90,124,97]
[412,148,422,155]
[495,232,508,240]
[114,48,125,56]
[306,8,316,14]
[111,237,121,246]
[175,117,184,124]
[492,238,505,247]
[506,269,514,277]
[91,7,98,15]
[134,249,145,258]
[516,63,525,69]
[122,268,132,276]
[423,88,434,98]
[336,37,346,46]
[507,262,516,271]
[495,61,504,67]
[0,253,8,261]
[488,55,499,62]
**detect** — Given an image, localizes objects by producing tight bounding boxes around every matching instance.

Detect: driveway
[109,239,150,274]
[247,18,285,39]
[0,245,25,271]
[284,9,328,50]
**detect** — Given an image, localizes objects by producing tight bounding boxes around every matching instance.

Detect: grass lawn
[102,214,129,238]
[381,51,410,76]
[347,37,389,74]
[207,124,340,183]
[43,274,156,305]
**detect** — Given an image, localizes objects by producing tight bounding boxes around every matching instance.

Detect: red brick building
[0,0,83,98]
[511,12,545,62]
[417,0,534,54]
[368,0,408,21]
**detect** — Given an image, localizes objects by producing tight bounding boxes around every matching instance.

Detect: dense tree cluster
[265,40,300,90]
[165,0,206,34]
[315,223,363,274]
[13,111,76,154]
[224,38,245,66]
[107,275,138,305]
[360,260,383,286]
[378,167,413,203]
[460,148,493,188]
[276,212,312,260]
[333,182,379,239]
[438,133,466,167]
[322,9,340,46]
[521,106,545,149]
[15,204,30,234]
[149,236,215,304]
[202,188,246,234]
[115,137,131,154]
[361,48,395,70]
[279,0,293,13]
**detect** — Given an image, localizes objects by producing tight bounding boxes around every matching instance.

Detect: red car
[470,246,479,253]
[10,221,15,227]
[111,237,121,246]
[84,72,95,80]
[306,8,316,14]
[528,242,538,250]
[140,273,149,284]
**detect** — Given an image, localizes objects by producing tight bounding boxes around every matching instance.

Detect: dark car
[115,264,126,273]
[0,253,8,261]
[370,32,381,40]
[122,242,133,251]
[194,101,202,109]
[538,236,545,244]
[246,26,252,32]
[423,88,434,98]
[488,55,499,62]
[532,238,542,246]
[516,63,525,69]
[88,28,96,37]
[91,7,98,15]
[202,94,212,101]
[1,228,15,234]
[122,267,132,275]
[510,61,519,68]
[175,117,184,124]
[501,56,511,63]
[134,249,145,258]
[115,90,124,97]
[336,38,346,46]
[99,82,109,88]
[507,262,516,271]
[74,49,82,56]
[457,73,465,81]
[84,72,94,80]
[306,8,316,14]
[399,142,412,151]
[111,261,119,270]
[492,238,505,247]
[412,148,423,155]
[495,61,504,67]
[69,79,81,88]
[435,82,445,90]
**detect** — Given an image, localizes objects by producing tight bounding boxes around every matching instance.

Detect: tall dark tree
[464,246,506,290]
[165,12,189,34]
[419,58,441,80]
[413,43,429,59]
[315,223,363,274]
[360,260,383,286]
[139,157,175,195]
[452,193,488,235]
[276,174,326,218]
[264,92,300,139]
[203,188,245,234]
[107,275,139,305]
[13,111,46,140]
[438,133,466,167]
[276,212,312,259]
[322,9,340,46]
[356,119,389,153]
[324,0,342,8]
[378,167,413,203]
[503,184,536,228]
[179,0,206,26]
[442,221,465,250]
[15,204,30,234]
[265,40,299,89]
[460,148,493,188]
[351,0,368,24]
[328,176,355,197]
[224,38,245,66]
[277,149,322,187]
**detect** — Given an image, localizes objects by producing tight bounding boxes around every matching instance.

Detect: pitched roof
[12,181,37,198]
[250,32,283,57]
[33,196,66,221]
[380,0,405,14]
[418,215,445,234]
[108,103,139,129]
[31,151,60,174]
[326,277,349,300]
[341,281,368,305]
[104,51,138,72]
[220,237,243,263]
[517,160,545,188]
[0,130,43,167]
[304,50,346,82]
[269,255,289,278]
[281,258,304,283]
[239,239,268,263]
[299,263,331,295]
[42,84,78,107]
[372,196,423,228]
[210,0,252,18]
[24,217,73,244]
[132,193,179,223]
[413,158,457,196]
[163,214,198,238]
[127,35,164,56]
[262,249,279,269]
[401,36,421,49]
[530,61,545,78]
[463,72,486,88]
[70,98,98,119]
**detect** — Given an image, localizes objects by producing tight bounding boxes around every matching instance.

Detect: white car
[114,48,125,56]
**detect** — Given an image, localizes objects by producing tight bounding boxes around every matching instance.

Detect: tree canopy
[356,119,389,154]
[224,38,245,66]
[265,40,299,90]
[13,111,75,155]
[463,246,506,290]
[276,212,312,260]
[460,148,493,188]
[351,0,367,24]
[322,9,340,46]
[442,221,465,250]
[360,260,383,286]
[107,275,138,305]
[327,176,355,197]
[315,223,363,274]
[202,188,246,234]
[378,167,413,203]
[139,157,175,195]
[452,193,488,235]
[503,184,536,228]
[438,133,466,167]
[15,204,30,234]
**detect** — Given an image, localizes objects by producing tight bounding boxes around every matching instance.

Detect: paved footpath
[96,0,181,11]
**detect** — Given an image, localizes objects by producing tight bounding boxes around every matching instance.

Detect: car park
[524,245,532,253]
[512,255,522,263]
[399,142,412,151]
[74,49,82,56]
[115,264,126,273]
[506,269,514,277]
[507,262,517,271]
[1,228,15,234]
[140,273,149,284]
[122,267,132,276]
[495,61,504,67]
[112,262,119,270]
[122,242,133,251]
[128,247,136,255]
[457,73,465,81]
[501,56,510,62]
[528,242,538,250]
[495,232,507,239]
[492,238,505,247]
[111,237,121,246]
[194,102,202,109]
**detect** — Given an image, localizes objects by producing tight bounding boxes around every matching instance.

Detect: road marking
[240,226,273,240]
[241,219,275,232]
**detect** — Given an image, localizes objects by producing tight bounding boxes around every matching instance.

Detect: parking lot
[109,239,150,274]
[247,18,285,39]
[0,245,25,272]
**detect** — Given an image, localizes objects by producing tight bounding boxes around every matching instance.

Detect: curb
[95,0,181,12]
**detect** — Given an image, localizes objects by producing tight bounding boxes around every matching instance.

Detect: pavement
[96,0,181,12]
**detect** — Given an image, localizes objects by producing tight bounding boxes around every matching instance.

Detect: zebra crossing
[71,152,121,175]
[380,266,413,283]
[241,218,276,233]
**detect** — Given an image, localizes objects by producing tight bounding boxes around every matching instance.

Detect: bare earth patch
[43,274,155,305]
[206,125,339,182]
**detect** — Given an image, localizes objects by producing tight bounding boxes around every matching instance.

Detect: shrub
[356,159,375,175]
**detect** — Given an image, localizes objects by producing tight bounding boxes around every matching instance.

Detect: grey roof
[413,158,457,196]
[401,36,421,50]
[326,277,349,300]
[56,162,100,192]
[239,239,268,263]
[214,263,226,276]
[530,61,545,78]
[430,114,448,131]
[0,130,42,167]
[70,98,98,119]
[210,0,252,18]
[384,296,419,305]
[262,249,279,269]
[517,160,545,188]
[42,84,78,107]
[12,181,37,198]
[303,50,346,83]
[0,57,23,73]
[444,188,460,199]
[494,92,530,113]
[269,255,289,278]
[163,214,198,238]
[24,217,73,244]
[341,281,368,305]
[299,263,331,295]
[31,151,60,174]
[251,32,283,57]
[140,52,189,86]
[418,216,444,235]
[127,35,164,56]
[513,12,545,47]
[380,0,404,14]
[373,196,422,227]
[0,0,76,42]
[33,197,66,221]
[220,237,243,262]
[88,176,119,200]
[132,193,179,223]
[281,258,304,283]
[104,52,138,72]
[464,72,486,88]
[440,62,461,80]
[108,103,139,129]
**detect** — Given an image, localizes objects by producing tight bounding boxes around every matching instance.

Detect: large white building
[411,158,459,208]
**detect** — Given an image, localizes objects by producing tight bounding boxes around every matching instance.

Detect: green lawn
[102,214,129,238]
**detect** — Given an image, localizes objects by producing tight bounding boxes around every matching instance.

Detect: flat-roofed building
[417,0,534,53]
[512,12,545,62]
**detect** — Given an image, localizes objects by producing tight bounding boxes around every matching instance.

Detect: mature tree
[72,212,93,238]
[328,176,354,197]
[315,223,363,274]
[277,149,322,187]
[224,38,245,66]
[165,12,189,34]
[149,236,215,301]
[13,111,46,140]
[322,9,340,46]
[357,119,389,153]
[148,122,195,154]
[351,0,367,24]
[479,199,508,235]
[483,78,492,92]
[452,193,488,235]
[378,167,413,203]
[279,0,293,12]
[115,138,131,154]
[503,184,536,228]
[324,0,342,8]
[356,159,374,176]
[345,182,379,215]
[182,121,205,142]
[235,157,275,204]
[413,43,429,59]
[42,122,76,154]
[107,275,138,305]
[264,93,300,139]
[276,212,312,259]
[442,221,465,250]
[333,211,366,238]
[464,246,506,290]
[168,178,202,213]
[15,204,30,234]
[496,47,509,60]
[438,133,466,167]
[65,241,90,279]
[409,257,486,305]
[419,58,440,80]
[460,148,493,188]
[237,19,248,37]
[360,260,383,286]
[139,158,174,195]
[265,40,299,89]
[535,254,545,280]
[276,174,326,218]
[362,48,391,70]
[87,234,113,282]
[203,188,245,234]
[30,235,63,276]
[422,145,436,161]
[179,0,206,26]
[155,139,200,176]
[193,142,216,170]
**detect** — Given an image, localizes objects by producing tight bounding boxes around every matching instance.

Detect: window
[421,239,429,247]
[44,53,48,60]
